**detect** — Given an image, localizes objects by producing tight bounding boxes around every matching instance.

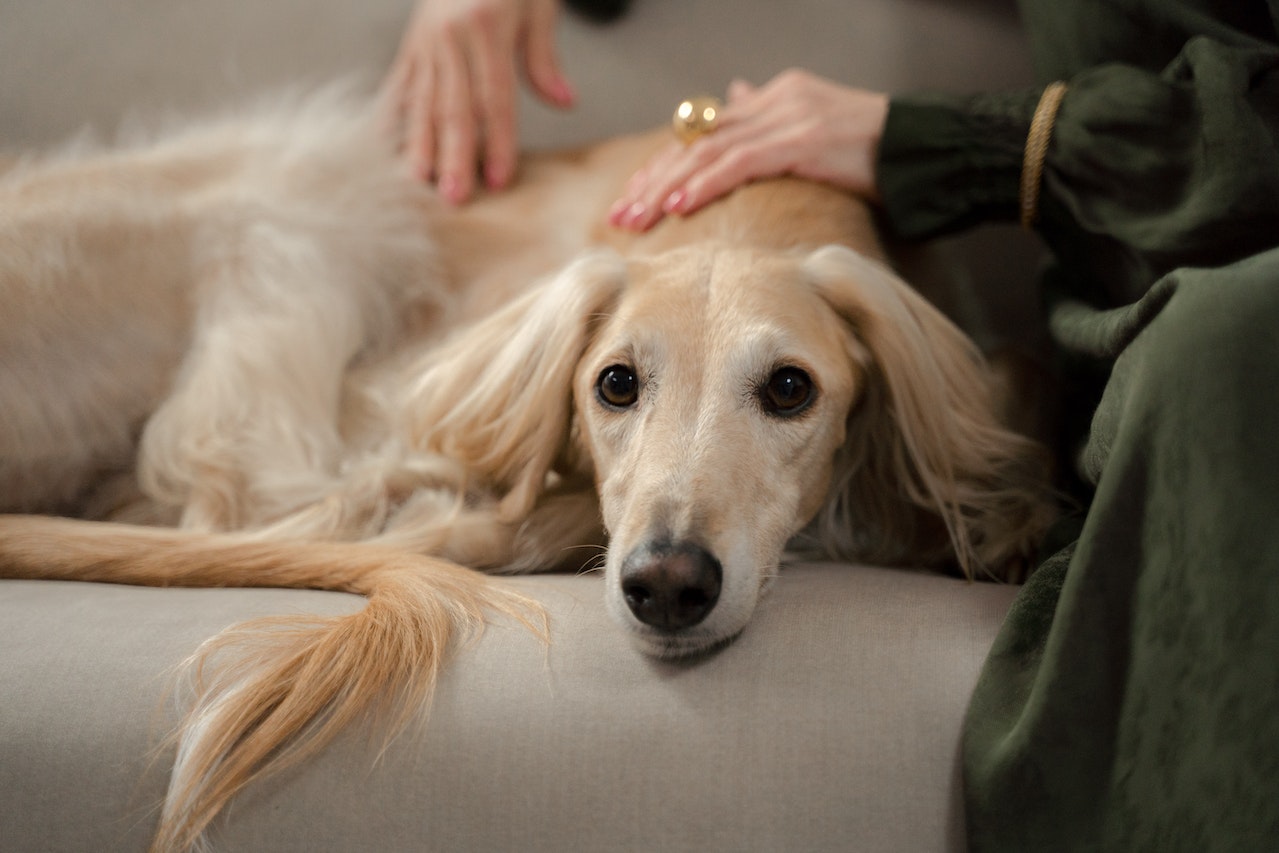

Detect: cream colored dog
[0,90,1054,852]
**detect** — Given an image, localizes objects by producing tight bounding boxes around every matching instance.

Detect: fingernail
[439,174,462,204]
[663,190,687,214]
[554,79,577,106]
[486,163,510,190]
[624,169,648,196]
[607,198,631,225]
[622,201,647,229]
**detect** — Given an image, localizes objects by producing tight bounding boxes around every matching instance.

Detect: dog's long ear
[802,245,1053,579]
[399,250,627,521]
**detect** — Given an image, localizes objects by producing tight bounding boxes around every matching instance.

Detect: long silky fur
[396,250,628,523]
[796,246,1054,578]
[0,94,1058,853]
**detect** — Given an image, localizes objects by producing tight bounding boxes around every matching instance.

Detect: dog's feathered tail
[0,514,543,853]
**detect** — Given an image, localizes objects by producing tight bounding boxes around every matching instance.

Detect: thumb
[523,4,576,108]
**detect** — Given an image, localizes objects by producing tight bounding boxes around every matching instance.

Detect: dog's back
[0,93,446,520]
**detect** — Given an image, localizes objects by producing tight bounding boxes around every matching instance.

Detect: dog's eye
[597,364,639,409]
[761,366,814,416]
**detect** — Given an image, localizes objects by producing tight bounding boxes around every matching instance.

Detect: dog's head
[572,246,865,657]
[405,243,1053,659]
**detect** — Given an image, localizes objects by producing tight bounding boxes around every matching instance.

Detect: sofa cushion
[0,564,1017,851]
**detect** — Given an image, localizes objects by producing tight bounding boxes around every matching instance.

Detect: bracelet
[1019,81,1068,230]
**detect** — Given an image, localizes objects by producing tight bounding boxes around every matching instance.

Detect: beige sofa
[0,1,1042,850]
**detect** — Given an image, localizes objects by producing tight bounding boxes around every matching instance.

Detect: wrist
[861,92,890,203]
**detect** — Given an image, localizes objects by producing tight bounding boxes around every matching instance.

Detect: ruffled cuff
[876,89,1043,239]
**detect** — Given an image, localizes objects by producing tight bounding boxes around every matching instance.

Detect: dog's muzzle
[620,540,723,631]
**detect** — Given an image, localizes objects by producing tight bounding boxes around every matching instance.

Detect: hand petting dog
[381,0,575,201]
[610,71,889,232]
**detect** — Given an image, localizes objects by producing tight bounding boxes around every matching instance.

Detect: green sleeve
[877,38,1279,304]
[876,89,1039,239]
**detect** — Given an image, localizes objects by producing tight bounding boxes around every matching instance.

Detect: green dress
[877,2,1279,849]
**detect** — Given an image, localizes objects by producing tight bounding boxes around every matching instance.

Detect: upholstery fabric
[1,566,1017,851]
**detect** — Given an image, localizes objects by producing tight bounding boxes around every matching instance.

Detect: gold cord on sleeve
[1020,81,1068,230]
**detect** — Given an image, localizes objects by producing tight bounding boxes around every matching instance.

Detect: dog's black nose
[621,541,722,631]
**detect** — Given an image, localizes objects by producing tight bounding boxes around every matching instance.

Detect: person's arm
[880,38,1279,302]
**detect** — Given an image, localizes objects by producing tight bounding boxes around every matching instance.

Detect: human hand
[608,70,890,231]
[382,0,576,202]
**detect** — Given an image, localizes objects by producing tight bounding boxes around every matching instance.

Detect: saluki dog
[0,89,1055,851]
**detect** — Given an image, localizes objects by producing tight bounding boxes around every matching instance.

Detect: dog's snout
[621,541,723,631]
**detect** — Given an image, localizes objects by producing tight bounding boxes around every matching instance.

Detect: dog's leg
[137,199,439,533]
[0,513,541,853]
[367,476,607,573]
[137,217,358,531]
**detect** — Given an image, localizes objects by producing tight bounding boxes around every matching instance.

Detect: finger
[468,11,518,189]
[614,142,722,230]
[615,119,768,231]
[620,143,681,198]
[676,129,796,215]
[608,82,767,230]
[377,57,413,142]
[405,58,438,183]
[523,0,575,107]
[435,33,478,203]
[609,142,686,226]
[609,94,755,227]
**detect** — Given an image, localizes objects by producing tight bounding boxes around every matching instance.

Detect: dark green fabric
[968,256,1279,851]
[879,2,1279,304]
[877,2,1279,850]
[878,89,1040,237]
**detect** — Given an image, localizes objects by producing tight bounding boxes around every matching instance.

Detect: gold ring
[672,97,723,144]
